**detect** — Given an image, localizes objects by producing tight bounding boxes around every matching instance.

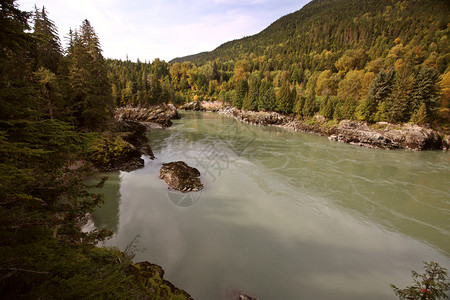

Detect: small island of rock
[159,161,203,192]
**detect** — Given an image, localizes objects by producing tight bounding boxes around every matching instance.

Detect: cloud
[17,0,309,62]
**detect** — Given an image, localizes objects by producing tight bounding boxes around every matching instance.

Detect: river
[92,111,450,300]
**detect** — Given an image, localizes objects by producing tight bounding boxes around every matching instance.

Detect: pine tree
[385,66,412,123]
[410,67,441,123]
[33,6,62,73]
[276,81,293,113]
[246,76,260,111]
[302,95,317,117]
[258,80,276,111]
[233,79,248,109]
[356,68,395,122]
[410,102,428,124]
[66,20,113,129]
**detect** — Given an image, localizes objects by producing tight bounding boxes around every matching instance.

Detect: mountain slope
[190,0,449,69]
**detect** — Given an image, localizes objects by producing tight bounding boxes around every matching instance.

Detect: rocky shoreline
[188,103,447,151]
[115,103,180,128]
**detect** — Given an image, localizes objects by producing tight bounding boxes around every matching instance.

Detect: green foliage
[1,3,191,299]
[87,135,137,170]
[410,102,429,125]
[233,79,248,109]
[276,81,294,113]
[391,261,450,300]
[65,20,113,129]
[410,67,442,123]
[258,80,276,111]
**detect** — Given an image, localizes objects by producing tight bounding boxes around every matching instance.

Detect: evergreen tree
[245,76,260,111]
[410,67,441,123]
[276,81,293,113]
[233,78,248,109]
[356,69,395,122]
[302,95,317,117]
[33,6,62,73]
[385,66,412,123]
[293,95,305,116]
[410,102,429,124]
[258,80,276,111]
[66,20,113,129]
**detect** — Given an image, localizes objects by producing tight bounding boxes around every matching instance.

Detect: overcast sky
[18,0,310,62]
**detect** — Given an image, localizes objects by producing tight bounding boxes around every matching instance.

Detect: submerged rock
[159,161,203,192]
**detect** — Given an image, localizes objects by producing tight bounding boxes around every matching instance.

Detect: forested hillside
[0,1,190,298]
[112,0,449,127]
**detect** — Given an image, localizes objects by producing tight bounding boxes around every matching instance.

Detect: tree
[391,261,450,300]
[302,95,317,117]
[66,20,113,129]
[356,69,395,122]
[33,67,59,119]
[258,80,276,111]
[410,67,441,123]
[276,81,294,113]
[234,78,248,109]
[32,6,62,73]
[243,76,260,111]
[385,66,413,123]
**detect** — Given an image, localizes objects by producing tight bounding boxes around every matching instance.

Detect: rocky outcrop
[182,101,202,111]
[159,161,203,192]
[115,104,180,128]
[182,101,224,112]
[88,120,154,172]
[126,261,193,300]
[327,121,443,150]
[219,108,445,151]
[239,294,259,300]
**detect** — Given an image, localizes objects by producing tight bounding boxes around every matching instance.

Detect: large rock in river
[159,161,203,192]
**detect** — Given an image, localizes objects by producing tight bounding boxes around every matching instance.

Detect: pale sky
[18,0,310,62]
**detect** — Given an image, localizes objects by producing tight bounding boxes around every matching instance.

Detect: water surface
[93,112,449,300]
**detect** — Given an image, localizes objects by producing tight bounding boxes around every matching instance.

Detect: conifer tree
[246,76,260,111]
[66,20,113,129]
[258,80,276,111]
[410,67,441,123]
[276,81,293,113]
[33,6,62,73]
[302,95,317,117]
[234,79,248,109]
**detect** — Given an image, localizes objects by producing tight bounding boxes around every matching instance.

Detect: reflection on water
[93,112,450,300]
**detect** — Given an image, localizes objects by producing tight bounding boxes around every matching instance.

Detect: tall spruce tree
[356,68,395,122]
[276,81,293,113]
[258,80,276,111]
[409,67,441,124]
[66,20,113,129]
[243,76,259,111]
[233,79,248,109]
[33,6,62,73]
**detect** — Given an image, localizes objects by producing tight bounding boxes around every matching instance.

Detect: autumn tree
[391,261,450,300]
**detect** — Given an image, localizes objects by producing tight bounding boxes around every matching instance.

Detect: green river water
[92,111,449,299]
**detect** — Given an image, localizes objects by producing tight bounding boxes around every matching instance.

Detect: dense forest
[0,1,189,298]
[1,0,449,297]
[114,0,449,127]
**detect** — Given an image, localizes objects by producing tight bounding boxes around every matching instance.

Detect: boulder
[159,161,203,192]
[182,101,202,111]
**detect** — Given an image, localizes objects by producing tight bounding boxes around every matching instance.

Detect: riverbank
[182,101,448,151]
[83,105,194,299]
